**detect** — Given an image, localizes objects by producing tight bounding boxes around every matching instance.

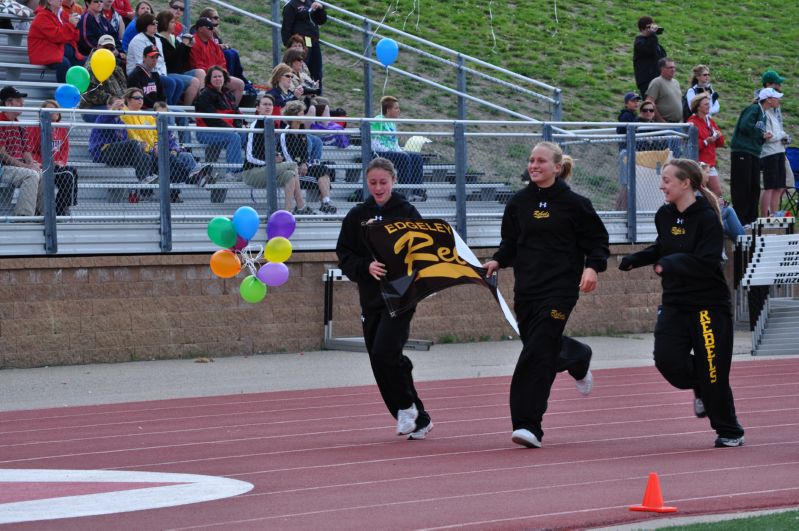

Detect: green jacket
[730,103,766,157]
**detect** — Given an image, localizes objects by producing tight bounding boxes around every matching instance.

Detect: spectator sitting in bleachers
[127,13,186,106]
[111,0,132,25]
[78,0,124,58]
[26,100,78,215]
[240,94,311,214]
[188,17,244,105]
[80,35,127,120]
[0,86,42,216]
[283,48,320,102]
[196,7,249,88]
[28,0,83,84]
[167,0,182,36]
[371,95,426,202]
[100,0,123,41]
[285,34,314,82]
[121,0,151,51]
[155,10,202,88]
[280,100,336,214]
[310,96,348,148]
[152,101,213,186]
[265,63,303,115]
[194,65,244,182]
[126,44,164,109]
[88,94,156,185]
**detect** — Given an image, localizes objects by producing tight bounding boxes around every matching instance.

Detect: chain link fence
[1,105,696,254]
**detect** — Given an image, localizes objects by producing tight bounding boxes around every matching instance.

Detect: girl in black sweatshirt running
[619,159,744,448]
[335,158,433,440]
[483,142,610,448]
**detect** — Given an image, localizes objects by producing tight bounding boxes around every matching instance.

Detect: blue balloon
[55,84,81,109]
[232,206,260,241]
[375,38,399,67]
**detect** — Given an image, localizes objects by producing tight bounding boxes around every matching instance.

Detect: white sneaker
[575,370,593,396]
[408,421,433,440]
[511,429,542,448]
[141,174,159,185]
[396,404,418,435]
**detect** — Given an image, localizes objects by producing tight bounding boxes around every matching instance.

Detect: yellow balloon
[209,249,241,278]
[90,48,116,83]
[264,237,292,263]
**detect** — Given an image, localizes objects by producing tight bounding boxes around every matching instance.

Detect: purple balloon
[267,210,296,240]
[256,262,290,287]
[232,235,248,251]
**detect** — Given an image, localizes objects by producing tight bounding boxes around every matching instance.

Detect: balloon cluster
[54,49,117,108]
[375,37,399,67]
[207,207,296,303]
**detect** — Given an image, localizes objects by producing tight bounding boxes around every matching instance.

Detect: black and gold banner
[365,218,498,316]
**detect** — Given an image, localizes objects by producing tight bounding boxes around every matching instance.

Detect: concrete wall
[0,245,662,369]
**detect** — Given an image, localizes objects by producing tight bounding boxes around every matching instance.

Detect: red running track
[1,358,799,529]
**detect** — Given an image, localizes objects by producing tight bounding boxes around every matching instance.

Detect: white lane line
[0,469,253,525]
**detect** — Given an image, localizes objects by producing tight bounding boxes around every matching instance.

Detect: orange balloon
[210,250,241,278]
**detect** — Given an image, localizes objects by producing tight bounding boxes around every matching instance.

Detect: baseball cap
[624,92,641,103]
[195,17,214,30]
[758,87,784,101]
[142,45,160,58]
[761,70,785,85]
[0,85,27,102]
[98,34,116,47]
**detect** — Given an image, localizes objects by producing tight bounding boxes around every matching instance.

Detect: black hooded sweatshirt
[336,192,421,314]
[620,195,729,309]
[493,178,609,301]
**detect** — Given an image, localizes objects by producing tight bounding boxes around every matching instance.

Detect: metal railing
[0,105,697,256]
[203,0,560,122]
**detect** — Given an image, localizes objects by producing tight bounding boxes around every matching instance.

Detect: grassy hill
[221,0,798,134]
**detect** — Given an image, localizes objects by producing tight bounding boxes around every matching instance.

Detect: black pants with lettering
[511,297,592,441]
[362,308,431,431]
[654,305,744,439]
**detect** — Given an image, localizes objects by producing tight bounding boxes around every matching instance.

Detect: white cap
[758,87,784,101]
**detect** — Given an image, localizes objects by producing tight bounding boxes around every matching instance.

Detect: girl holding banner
[619,159,745,448]
[483,142,610,449]
[335,158,434,440]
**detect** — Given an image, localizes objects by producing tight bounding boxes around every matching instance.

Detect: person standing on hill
[619,159,745,449]
[633,15,666,100]
[281,0,327,91]
[729,90,772,226]
[482,142,609,449]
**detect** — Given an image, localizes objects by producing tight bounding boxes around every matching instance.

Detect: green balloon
[207,216,237,248]
[240,275,267,303]
[65,66,90,93]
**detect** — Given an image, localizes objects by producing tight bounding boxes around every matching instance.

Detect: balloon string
[488,1,497,53]
[382,68,390,95]
[350,0,397,68]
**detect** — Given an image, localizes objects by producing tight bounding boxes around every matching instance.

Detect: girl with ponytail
[483,141,610,449]
[619,158,745,448]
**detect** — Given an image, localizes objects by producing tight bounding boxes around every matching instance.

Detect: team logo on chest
[671,217,686,235]
[533,201,550,219]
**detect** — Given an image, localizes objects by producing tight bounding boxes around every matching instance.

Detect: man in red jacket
[28,0,82,83]
[189,17,243,104]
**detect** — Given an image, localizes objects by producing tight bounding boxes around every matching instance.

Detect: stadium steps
[752,298,799,356]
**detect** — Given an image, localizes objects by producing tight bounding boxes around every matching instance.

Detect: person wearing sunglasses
[168,1,184,36]
[188,17,245,104]
[614,92,642,209]
[195,7,249,88]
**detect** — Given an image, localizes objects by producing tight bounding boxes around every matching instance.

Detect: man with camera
[633,15,666,100]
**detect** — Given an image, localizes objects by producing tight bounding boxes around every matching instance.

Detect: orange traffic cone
[629,472,678,513]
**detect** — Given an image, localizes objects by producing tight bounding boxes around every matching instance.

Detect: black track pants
[654,305,744,439]
[511,298,590,440]
[362,309,430,430]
